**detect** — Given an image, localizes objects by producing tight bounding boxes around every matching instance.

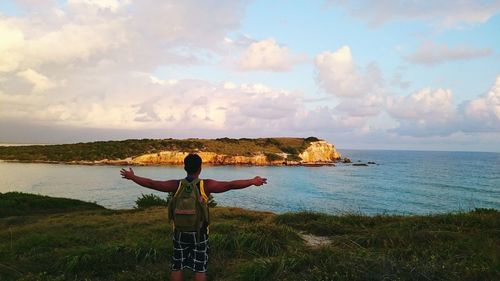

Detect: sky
[0,0,499,152]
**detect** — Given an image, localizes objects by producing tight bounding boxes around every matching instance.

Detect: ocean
[0,149,499,215]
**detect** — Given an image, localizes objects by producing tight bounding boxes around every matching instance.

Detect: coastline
[0,158,338,167]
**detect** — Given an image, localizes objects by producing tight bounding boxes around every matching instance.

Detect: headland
[0,137,342,166]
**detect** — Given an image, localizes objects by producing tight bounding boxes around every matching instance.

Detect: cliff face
[132,152,270,165]
[299,141,341,163]
[130,141,341,165]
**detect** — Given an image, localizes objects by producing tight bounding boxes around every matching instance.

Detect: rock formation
[298,141,341,163]
[131,141,341,166]
[132,152,270,165]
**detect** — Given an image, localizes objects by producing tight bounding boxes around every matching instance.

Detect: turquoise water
[0,150,499,215]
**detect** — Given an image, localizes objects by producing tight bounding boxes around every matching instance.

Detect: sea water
[0,150,499,215]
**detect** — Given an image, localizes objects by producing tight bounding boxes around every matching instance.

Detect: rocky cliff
[299,141,341,163]
[130,141,341,166]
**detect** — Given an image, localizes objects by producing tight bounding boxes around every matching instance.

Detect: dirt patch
[300,232,332,248]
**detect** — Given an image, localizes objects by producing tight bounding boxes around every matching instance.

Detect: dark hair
[184,153,202,174]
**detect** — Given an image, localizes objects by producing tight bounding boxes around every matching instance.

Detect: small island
[0,137,342,166]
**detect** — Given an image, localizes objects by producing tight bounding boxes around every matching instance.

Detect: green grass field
[1,192,498,281]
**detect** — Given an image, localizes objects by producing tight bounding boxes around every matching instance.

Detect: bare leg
[171,270,184,281]
[194,272,207,281]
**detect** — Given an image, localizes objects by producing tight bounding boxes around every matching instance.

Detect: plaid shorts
[171,230,209,273]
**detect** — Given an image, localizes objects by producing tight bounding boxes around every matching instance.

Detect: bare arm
[205,176,267,193]
[120,167,179,192]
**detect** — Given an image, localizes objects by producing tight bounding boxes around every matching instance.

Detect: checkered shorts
[171,230,209,273]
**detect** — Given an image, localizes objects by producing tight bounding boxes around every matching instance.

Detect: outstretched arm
[205,176,267,193]
[120,167,179,192]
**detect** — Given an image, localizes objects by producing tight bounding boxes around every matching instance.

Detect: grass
[0,137,320,162]
[0,192,498,281]
[0,192,105,218]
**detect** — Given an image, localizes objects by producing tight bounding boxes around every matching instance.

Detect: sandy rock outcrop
[299,141,341,163]
[130,140,341,166]
[131,151,271,165]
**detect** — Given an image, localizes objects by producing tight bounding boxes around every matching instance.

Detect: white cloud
[462,75,500,131]
[126,0,246,49]
[407,41,492,65]
[0,0,248,74]
[313,46,386,130]
[335,95,385,117]
[327,0,500,28]
[14,0,59,6]
[16,68,56,93]
[0,18,127,73]
[3,0,323,142]
[238,38,303,71]
[382,75,500,137]
[0,71,258,129]
[386,88,458,136]
[315,46,384,97]
[68,0,131,12]
[0,0,250,128]
[387,88,455,121]
[292,106,372,134]
[315,47,355,95]
[0,20,25,72]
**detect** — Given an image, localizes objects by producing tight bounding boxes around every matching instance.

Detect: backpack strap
[173,180,183,197]
[199,180,208,203]
[199,179,210,235]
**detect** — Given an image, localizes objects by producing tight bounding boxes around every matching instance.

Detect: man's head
[184,153,202,175]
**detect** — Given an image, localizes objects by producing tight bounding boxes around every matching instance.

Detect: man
[120,153,267,281]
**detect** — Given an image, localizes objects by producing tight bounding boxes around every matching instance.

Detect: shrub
[286,154,302,162]
[305,136,320,142]
[265,153,284,162]
[263,138,281,146]
[134,194,168,209]
[279,146,299,155]
[216,137,240,144]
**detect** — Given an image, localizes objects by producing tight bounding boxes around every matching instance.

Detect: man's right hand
[252,176,267,186]
[120,167,135,180]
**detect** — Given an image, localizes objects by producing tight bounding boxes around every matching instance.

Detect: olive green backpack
[168,178,209,233]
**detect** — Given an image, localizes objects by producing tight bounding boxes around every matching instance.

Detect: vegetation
[0,137,320,163]
[286,154,302,162]
[0,192,105,218]
[134,194,169,209]
[264,153,284,162]
[2,192,497,281]
[135,193,217,209]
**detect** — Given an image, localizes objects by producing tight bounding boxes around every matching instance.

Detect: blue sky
[0,0,499,151]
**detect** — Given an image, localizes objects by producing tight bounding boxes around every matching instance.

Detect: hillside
[0,137,342,165]
[0,192,498,281]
